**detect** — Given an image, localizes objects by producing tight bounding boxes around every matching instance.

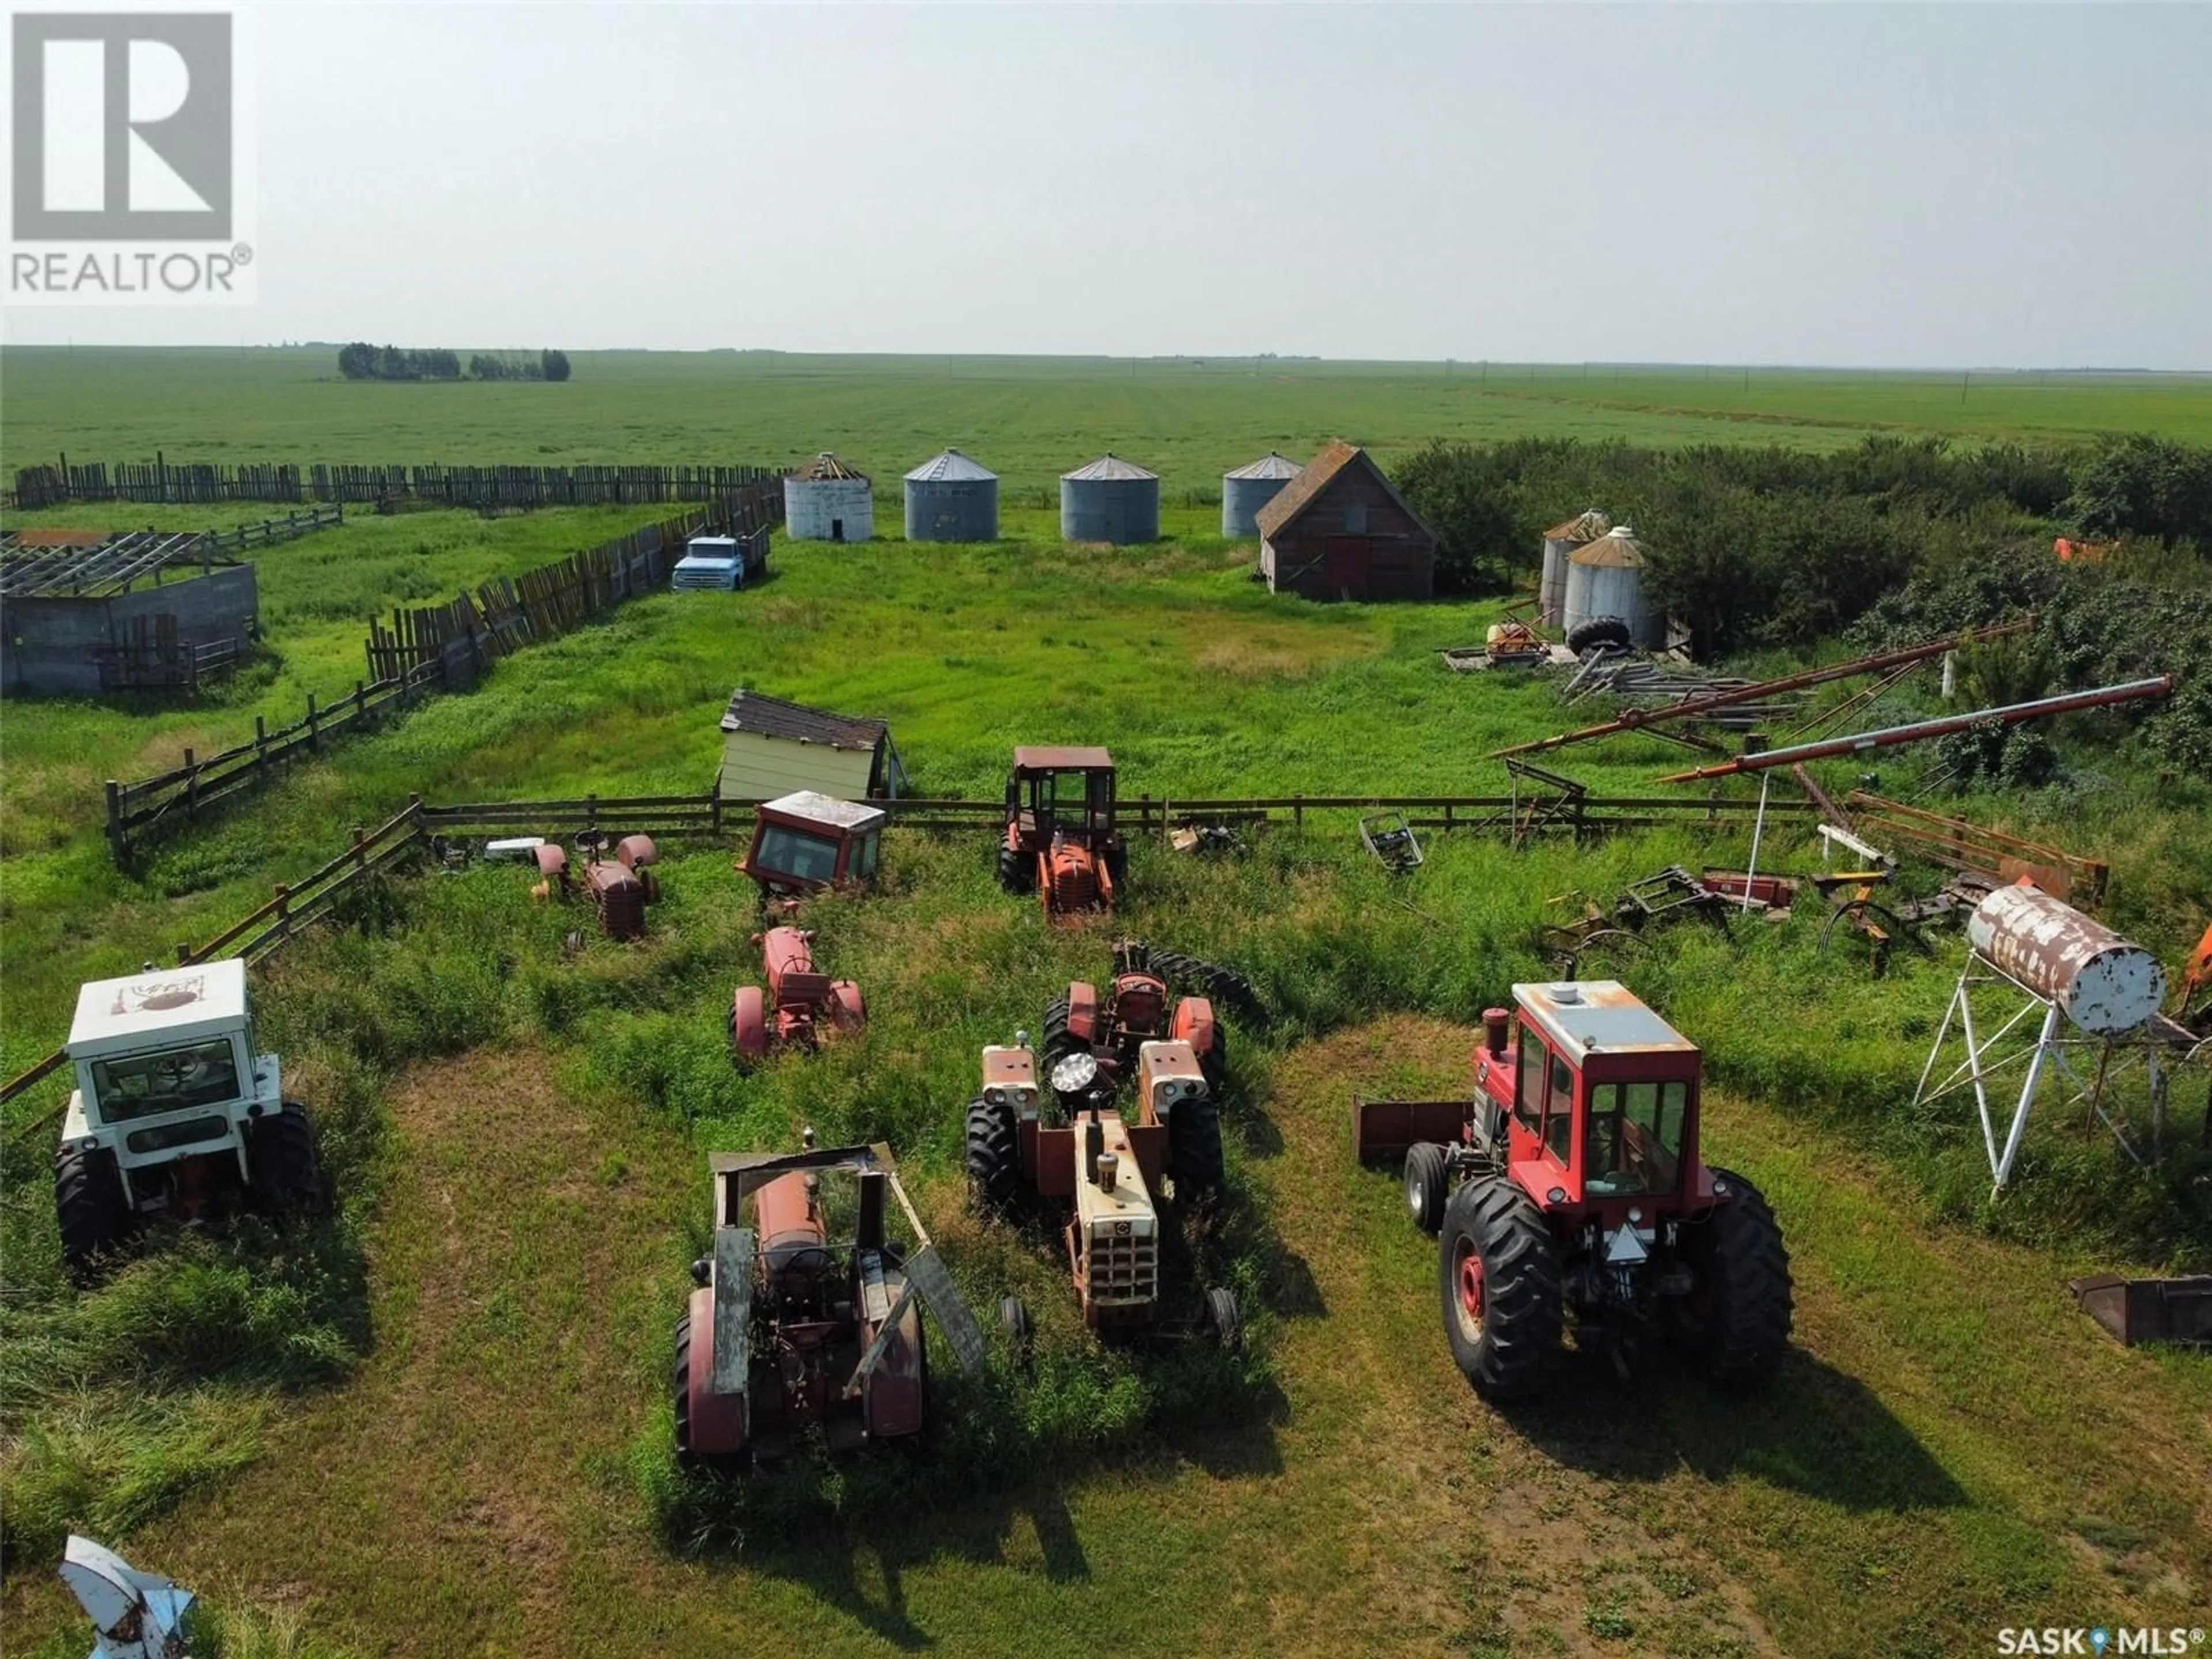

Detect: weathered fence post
[1294,795,1305,831]
[272,884,292,944]
[184,749,199,819]
[105,782,125,861]
[176,941,193,965]
[306,692,320,751]
[255,715,267,774]
[710,779,722,837]
[352,827,368,870]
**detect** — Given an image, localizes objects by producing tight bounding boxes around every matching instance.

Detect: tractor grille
[1088,1222,1157,1304]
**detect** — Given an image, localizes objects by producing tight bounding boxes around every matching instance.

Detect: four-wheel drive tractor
[964,1031,1238,1343]
[54,959,328,1277]
[731,927,865,1061]
[1354,980,1791,1400]
[996,747,1126,921]
[1040,938,1264,1099]
[738,791,887,905]
[675,1138,989,1469]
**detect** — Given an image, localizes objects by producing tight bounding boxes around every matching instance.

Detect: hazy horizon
[5,3,2207,370]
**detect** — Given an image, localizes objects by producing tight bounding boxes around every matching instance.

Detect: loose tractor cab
[675,1138,987,1469]
[730,927,866,1060]
[1355,981,1791,1399]
[738,790,886,904]
[997,747,1126,920]
[54,959,327,1277]
[964,1031,1237,1344]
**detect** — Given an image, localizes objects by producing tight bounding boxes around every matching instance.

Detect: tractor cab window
[1583,1080,1689,1196]
[755,824,842,887]
[91,1038,242,1122]
[1544,1051,1575,1165]
[853,829,880,881]
[1514,1030,1543,1131]
[1047,771,1092,821]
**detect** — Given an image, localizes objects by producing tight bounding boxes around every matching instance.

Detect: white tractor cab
[56,959,325,1275]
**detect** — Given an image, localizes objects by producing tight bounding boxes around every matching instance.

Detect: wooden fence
[101,486,781,860]
[12,457,783,511]
[200,503,346,554]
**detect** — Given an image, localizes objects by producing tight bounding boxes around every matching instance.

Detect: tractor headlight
[985,1088,1006,1107]
[1627,1206,1643,1224]
[1547,1187,1567,1205]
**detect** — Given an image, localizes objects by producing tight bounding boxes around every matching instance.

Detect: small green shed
[717,688,906,802]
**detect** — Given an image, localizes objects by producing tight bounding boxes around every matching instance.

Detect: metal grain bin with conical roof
[784,453,874,543]
[903,449,999,543]
[1562,525,1661,648]
[1221,452,1301,538]
[1540,508,1609,626]
[1060,454,1160,546]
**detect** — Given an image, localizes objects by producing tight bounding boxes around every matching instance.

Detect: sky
[3,1,2209,368]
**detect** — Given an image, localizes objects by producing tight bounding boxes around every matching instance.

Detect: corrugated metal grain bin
[1562,526,1661,647]
[903,449,999,543]
[1540,508,1609,626]
[784,453,874,543]
[1222,452,1302,538]
[1060,454,1160,546]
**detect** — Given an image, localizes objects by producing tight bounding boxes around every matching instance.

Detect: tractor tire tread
[249,1104,329,1219]
[1700,1168,1794,1387]
[1440,1176,1563,1400]
[1404,1141,1449,1235]
[965,1097,1022,1217]
[55,1144,131,1277]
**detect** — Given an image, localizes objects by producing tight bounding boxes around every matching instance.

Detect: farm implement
[675,1137,988,1469]
[1354,981,1793,1399]
[997,746,1126,920]
[965,1028,1240,1345]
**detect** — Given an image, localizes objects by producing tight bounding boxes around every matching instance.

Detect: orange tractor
[997,747,1126,920]
[674,1136,987,1469]
[1040,938,1262,1100]
[731,928,865,1060]
[1355,980,1792,1399]
[729,791,882,1060]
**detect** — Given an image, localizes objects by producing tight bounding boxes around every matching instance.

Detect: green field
[3,353,2210,1657]
[7,350,2211,496]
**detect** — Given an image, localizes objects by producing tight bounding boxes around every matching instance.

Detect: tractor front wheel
[731,985,769,1062]
[1438,1177,1562,1400]
[248,1104,329,1221]
[1403,1142,1449,1235]
[1170,1097,1226,1205]
[1685,1168,1793,1387]
[965,1097,1021,1217]
[1203,1286,1243,1350]
[55,1144,131,1279]
[999,1295,1033,1359]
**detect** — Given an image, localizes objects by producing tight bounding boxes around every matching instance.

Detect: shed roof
[1062,454,1157,483]
[790,452,868,482]
[1253,441,1434,545]
[718,688,888,751]
[1224,452,1302,481]
[1543,508,1611,543]
[904,449,997,483]
[0,530,230,600]
[1569,527,1645,569]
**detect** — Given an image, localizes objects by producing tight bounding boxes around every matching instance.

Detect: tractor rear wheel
[1203,1286,1243,1350]
[1170,1097,1225,1204]
[248,1104,329,1220]
[1566,616,1632,655]
[1403,1142,1449,1235]
[1104,843,1129,893]
[1040,997,1085,1075]
[965,1097,1021,1217]
[1438,1177,1562,1400]
[997,843,1034,895]
[673,1309,702,1469]
[1687,1169,1793,1387]
[999,1295,1033,1359]
[1196,1021,1227,1093]
[55,1144,131,1279]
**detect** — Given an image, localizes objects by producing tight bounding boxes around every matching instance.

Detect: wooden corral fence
[3,802,428,1134]
[200,504,346,554]
[101,486,782,861]
[12,456,782,511]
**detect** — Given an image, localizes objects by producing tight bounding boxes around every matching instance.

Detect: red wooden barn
[1255,441,1437,601]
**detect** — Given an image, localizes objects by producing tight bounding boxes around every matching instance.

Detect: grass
[6,350,2212,497]
[5,357,2212,1653]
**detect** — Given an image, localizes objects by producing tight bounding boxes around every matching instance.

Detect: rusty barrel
[1966,883,2165,1035]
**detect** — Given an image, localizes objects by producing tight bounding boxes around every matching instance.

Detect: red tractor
[674,1137,987,1469]
[997,747,1126,921]
[1040,939,1263,1099]
[738,790,886,903]
[731,927,865,1060]
[1354,980,1791,1400]
[531,832,661,941]
[965,1032,1237,1343]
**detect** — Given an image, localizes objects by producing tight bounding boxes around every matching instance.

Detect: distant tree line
[336,344,571,383]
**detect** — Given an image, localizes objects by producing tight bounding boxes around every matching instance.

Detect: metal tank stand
[1912,952,2164,1194]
